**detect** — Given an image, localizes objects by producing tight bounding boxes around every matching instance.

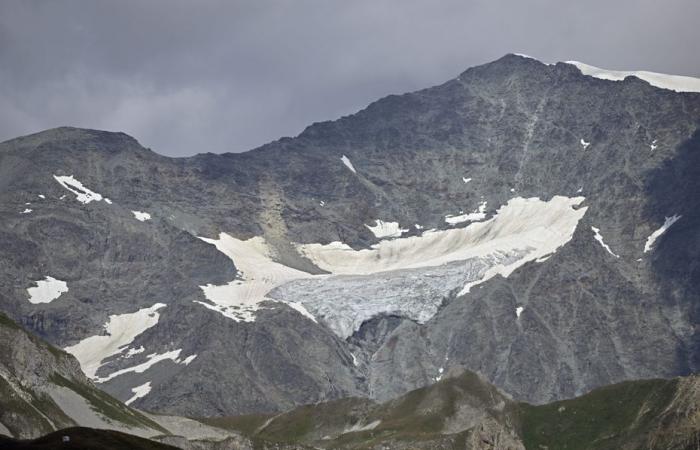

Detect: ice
[27,276,68,304]
[53,175,104,204]
[365,220,408,239]
[64,303,166,379]
[131,211,152,221]
[591,226,620,258]
[125,382,151,406]
[341,155,357,173]
[567,61,700,93]
[644,215,681,253]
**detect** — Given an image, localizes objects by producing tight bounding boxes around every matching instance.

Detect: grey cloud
[1,0,699,156]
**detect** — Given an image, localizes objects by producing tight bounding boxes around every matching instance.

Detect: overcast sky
[1,0,699,156]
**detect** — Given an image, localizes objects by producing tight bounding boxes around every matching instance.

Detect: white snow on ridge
[341,155,357,174]
[64,303,166,379]
[53,175,104,204]
[196,234,313,322]
[125,382,151,406]
[131,211,152,221]
[365,220,408,239]
[566,61,700,93]
[27,276,68,304]
[298,196,587,280]
[445,201,487,225]
[591,226,620,258]
[644,215,681,253]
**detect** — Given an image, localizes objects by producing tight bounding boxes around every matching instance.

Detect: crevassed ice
[364,220,408,239]
[53,175,105,204]
[277,196,587,337]
[567,61,700,93]
[64,303,166,379]
[27,276,68,304]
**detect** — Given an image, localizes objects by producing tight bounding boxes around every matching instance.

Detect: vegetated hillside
[206,370,700,450]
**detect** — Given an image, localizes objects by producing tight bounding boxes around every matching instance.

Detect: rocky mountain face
[1,54,699,419]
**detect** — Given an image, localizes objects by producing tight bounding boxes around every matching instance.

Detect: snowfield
[64,303,166,379]
[196,234,313,322]
[567,61,700,93]
[27,276,68,304]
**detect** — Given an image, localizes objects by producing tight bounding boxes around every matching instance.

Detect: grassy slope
[0,427,179,450]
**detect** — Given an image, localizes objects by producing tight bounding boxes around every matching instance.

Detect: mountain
[0,311,253,447]
[208,370,700,450]
[1,54,699,419]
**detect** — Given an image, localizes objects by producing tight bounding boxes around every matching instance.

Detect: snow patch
[591,226,620,258]
[53,175,104,204]
[580,139,590,149]
[64,303,166,379]
[20,208,32,214]
[38,194,45,199]
[650,139,658,151]
[104,198,113,205]
[196,234,313,322]
[341,155,357,174]
[125,382,151,406]
[365,220,408,239]
[27,276,68,304]
[567,61,700,93]
[343,420,381,434]
[516,306,524,318]
[131,211,152,222]
[180,354,197,365]
[644,215,681,253]
[445,201,487,225]
[462,177,472,184]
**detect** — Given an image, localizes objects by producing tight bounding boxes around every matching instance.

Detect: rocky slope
[0,312,247,447]
[1,54,699,417]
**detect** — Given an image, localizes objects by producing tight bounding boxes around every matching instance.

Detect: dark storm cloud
[1,0,699,156]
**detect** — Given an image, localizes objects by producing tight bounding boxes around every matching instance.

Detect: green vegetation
[520,378,679,450]
[0,427,179,450]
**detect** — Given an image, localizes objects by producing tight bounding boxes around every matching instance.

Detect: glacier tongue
[279,196,587,338]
